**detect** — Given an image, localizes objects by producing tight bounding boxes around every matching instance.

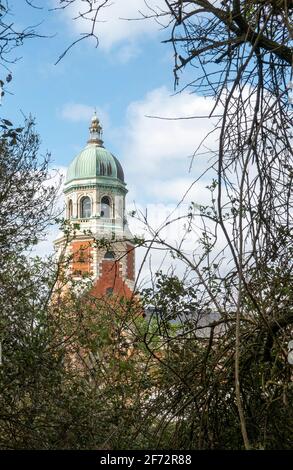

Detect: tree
[0,118,60,448]
[0,117,60,347]
[126,0,293,449]
[0,0,292,450]
[36,0,292,449]
[0,0,47,98]
[0,118,60,257]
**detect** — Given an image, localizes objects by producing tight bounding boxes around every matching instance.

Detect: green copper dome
[65,144,125,184]
[65,113,125,185]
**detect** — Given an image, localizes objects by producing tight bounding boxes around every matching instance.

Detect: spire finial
[88,110,104,146]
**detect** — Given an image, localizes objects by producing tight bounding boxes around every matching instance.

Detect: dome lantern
[88,111,103,146]
[65,113,125,186]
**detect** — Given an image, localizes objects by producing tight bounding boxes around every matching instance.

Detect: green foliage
[0,0,291,451]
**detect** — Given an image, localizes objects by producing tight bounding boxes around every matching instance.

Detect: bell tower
[54,113,135,299]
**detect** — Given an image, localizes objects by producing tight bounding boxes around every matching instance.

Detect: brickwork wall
[90,259,133,299]
[126,243,135,281]
[61,237,135,299]
[71,240,93,276]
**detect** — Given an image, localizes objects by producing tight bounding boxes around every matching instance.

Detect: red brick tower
[54,113,135,299]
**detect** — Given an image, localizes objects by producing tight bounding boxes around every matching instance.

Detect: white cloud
[126,193,233,287]
[59,103,110,138]
[33,223,61,258]
[145,177,213,204]
[126,199,234,288]
[126,201,202,285]
[116,42,140,64]
[121,86,220,201]
[59,103,109,127]
[60,103,93,122]
[117,86,223,282]
[56,0,165,51]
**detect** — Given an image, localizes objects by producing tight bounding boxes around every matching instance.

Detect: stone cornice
[64,181,127,195]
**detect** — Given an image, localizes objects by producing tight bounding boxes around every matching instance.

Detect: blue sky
[3,1,177,168]
[2,1,219,276]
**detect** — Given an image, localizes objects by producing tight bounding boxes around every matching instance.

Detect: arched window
[80,196,91,219]
[68,199,73,219]
[104,251,115,259]
[101,196,111,218]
